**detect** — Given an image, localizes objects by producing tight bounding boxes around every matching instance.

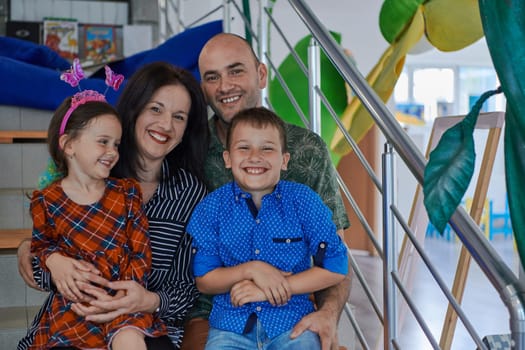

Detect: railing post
[382,141,397,349]
[223,0,231,33]
[308,38,321,135]
[174,0,182,34]
[258,0,270,107]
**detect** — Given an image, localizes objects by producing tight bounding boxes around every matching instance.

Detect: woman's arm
[74,279,160,323]
[85,178,207,324]
[83,232,200,325]
[17,238,40,290]
[123,179,152,284]
[152,232,199,323]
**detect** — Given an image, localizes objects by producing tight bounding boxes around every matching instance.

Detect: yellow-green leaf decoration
[332,6,425,154]
[379,0,425,43]
[423,88,501,233]
[479,0,525,268]
[424,0,484,51]
[331,0,483,156]
[268,33,347,165]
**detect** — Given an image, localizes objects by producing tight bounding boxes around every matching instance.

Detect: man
[181,32,351,350]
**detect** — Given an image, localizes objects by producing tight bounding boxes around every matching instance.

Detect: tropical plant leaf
[423,88,501,234]
[480,0,525,271]
[423,121,476,233]
[379,0,425,43]
[268,33,347,165]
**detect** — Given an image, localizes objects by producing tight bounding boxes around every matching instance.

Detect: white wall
[10,0,128,25]
[10,0,506,218]
[177,0,506,219]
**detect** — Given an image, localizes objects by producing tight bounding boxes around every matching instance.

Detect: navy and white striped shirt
[18,161,207,349]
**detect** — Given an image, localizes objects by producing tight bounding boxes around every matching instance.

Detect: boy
[187,107,348,349]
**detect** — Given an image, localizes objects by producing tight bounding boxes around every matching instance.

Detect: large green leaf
[504,107,525,266]
[268,33,347,165]
[423,88,500,234]
[479,1,525,269]
[379,0,425,43]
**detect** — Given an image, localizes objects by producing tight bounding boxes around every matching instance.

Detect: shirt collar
[209,115,225,152]
[230,180,284,203]
[156,159,174,201]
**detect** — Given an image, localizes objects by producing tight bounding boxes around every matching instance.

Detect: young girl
[27,88,166,349]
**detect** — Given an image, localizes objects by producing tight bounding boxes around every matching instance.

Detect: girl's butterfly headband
[59,58,124,135]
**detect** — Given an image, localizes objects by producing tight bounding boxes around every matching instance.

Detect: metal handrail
[286,0,525,346]
[163,0,525,347]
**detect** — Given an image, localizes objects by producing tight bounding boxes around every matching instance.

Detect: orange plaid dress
[29,178,166,349]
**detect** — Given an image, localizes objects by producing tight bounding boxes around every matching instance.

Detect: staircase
[0,105,51,348]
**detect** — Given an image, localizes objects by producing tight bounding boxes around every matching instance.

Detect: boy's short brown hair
[226,107,287,152]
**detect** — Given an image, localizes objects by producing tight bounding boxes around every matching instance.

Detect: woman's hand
[230,280,266,306]
[71,283,124,322]
[78,279,155,323]
[17,239,40,290]
[71,282,114,318]
[46,253,101,302]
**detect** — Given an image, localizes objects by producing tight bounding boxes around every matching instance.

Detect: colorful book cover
[43,17,79,60]
[82,24,119,65]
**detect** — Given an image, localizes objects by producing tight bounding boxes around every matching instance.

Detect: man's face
[199,35,268,124]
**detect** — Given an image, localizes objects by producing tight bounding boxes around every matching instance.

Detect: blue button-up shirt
[188,180,348,339]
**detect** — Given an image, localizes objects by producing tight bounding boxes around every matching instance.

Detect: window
[394,65,505,124]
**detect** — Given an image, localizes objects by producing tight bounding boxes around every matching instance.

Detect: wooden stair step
[0,131,47,144]
[0,229,31,250]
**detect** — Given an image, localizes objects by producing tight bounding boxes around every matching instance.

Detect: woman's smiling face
[135,84,191,163]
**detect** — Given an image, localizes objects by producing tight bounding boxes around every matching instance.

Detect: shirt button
[255,249,260,255]
[255,219,260,224]
[256,306,262,311]
[286,238,291,243]
[320,243,326,249]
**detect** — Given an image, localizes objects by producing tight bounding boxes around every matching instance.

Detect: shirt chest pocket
[270,237,307,270]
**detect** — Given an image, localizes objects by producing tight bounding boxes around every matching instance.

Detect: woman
[17,61,210,350]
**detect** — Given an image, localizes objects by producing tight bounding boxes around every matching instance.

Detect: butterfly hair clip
[59,59,125,135]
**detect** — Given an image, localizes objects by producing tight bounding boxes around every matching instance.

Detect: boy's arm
[286,266,346,295]
[230,264,349,307]
[196,260,291,305]
[315,227,351,317]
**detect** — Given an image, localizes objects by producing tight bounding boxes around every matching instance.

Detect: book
[81,24,120,65]
[6,21,41,44]
[43,17,79,60]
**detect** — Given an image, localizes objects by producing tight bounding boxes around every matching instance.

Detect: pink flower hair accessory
[59,90,107,135]
[58,58,124,136]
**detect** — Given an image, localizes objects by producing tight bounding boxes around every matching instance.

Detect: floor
[344,235,519,350]
[1,236,517,350]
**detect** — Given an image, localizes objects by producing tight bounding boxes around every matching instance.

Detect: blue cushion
[0,20,222,110]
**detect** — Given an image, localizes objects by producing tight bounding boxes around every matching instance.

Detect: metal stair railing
[163,0,525,349]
